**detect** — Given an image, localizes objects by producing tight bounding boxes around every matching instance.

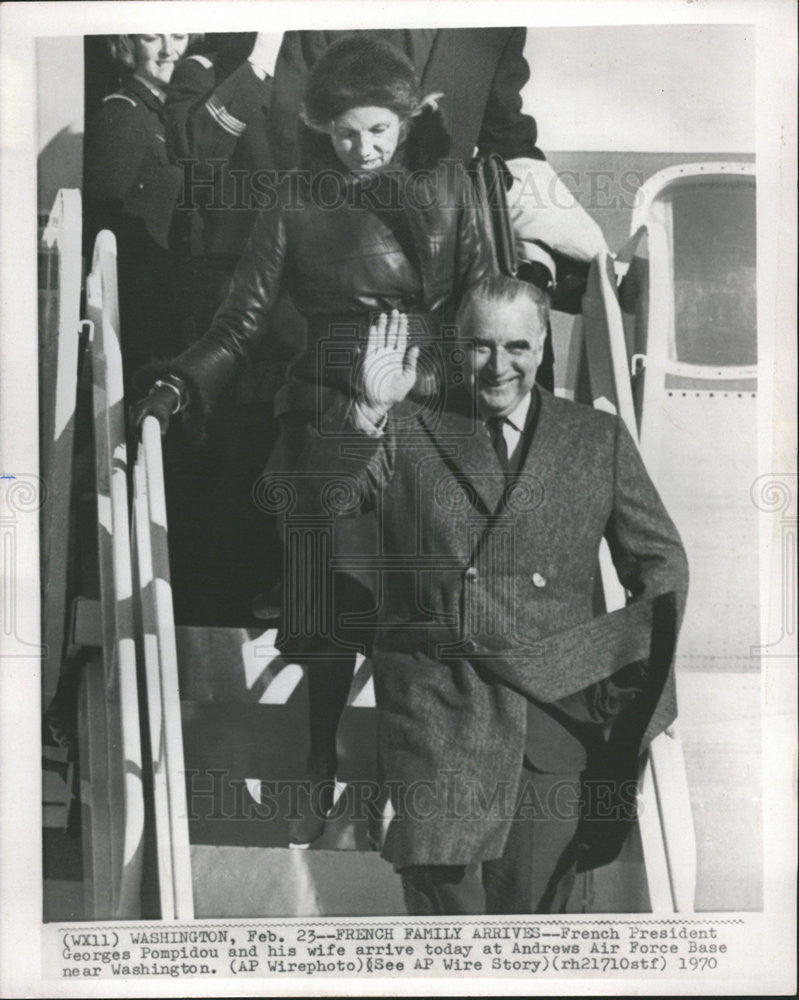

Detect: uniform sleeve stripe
[205,96,247,136]
[207,96,247,134]
[205,99,246,136]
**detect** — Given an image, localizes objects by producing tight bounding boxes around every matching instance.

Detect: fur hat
[302,35,422,129]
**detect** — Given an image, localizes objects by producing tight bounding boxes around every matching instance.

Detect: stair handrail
[584,247,698,913]
[132,415,195,919]
[85,230,145,918]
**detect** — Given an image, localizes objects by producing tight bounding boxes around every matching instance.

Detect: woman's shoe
[287,771,337,848]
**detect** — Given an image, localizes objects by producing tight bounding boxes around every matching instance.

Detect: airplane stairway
[42,164,761,918]
[64,217,654,920]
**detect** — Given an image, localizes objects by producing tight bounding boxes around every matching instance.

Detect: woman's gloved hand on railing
[129,376,187,436]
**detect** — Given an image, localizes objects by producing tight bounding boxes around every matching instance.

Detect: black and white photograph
[0,0,796,996]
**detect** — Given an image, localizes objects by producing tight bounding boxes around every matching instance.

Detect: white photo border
[1,1,795,996]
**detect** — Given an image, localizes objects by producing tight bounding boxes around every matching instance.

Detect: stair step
[190,846,405,918]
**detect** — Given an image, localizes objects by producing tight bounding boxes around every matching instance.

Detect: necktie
[486,416,509,470]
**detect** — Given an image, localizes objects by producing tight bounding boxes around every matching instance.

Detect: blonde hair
[105,34,203,71]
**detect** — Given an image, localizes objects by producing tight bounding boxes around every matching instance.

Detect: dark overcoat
[283,388,689,870]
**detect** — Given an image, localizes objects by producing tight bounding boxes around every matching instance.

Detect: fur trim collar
[298,104,452,176]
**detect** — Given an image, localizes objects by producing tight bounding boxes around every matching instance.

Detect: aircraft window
[671,180,757,367]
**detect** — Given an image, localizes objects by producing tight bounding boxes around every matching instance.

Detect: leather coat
[163,108,492,439]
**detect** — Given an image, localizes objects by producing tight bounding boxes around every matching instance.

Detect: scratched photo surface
[33,18,766,934]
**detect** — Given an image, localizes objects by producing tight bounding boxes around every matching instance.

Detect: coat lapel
[417,394,510,515]
[418,30,463,150]
[416,388,564,518]
[407,28,437,80]
[420,29,507,162]
[418,29,451,93]
[515,389,562,483]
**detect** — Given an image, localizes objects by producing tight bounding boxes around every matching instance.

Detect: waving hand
[358,310,419,422]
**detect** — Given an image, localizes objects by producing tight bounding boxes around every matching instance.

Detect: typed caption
[49,917,744,982]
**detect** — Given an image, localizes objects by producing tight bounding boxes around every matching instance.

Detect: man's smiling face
[461,297,546,418]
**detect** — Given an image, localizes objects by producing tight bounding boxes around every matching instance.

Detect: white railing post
[137,415,195,919]
[83,230,145,919]
[40,188,82,699]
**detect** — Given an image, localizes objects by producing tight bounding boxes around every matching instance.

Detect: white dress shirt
[486,391,532,466]
[354,391,535,459]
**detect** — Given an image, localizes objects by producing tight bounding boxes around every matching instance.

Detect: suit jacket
[282,387,689,870]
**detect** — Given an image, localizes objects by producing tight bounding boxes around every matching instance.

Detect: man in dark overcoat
[279,278,689,914]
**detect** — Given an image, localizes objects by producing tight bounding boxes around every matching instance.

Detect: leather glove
[129,382,183,436]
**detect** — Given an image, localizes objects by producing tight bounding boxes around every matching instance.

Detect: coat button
[532,571,547,588]
[137,182,145,190]
[465,566,479,583]
[464,639,478,652]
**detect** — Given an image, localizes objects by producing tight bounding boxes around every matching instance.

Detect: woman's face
[133,34,189,90]
[330,106,406,175]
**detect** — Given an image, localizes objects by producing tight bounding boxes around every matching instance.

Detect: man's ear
[532,326,548,369]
